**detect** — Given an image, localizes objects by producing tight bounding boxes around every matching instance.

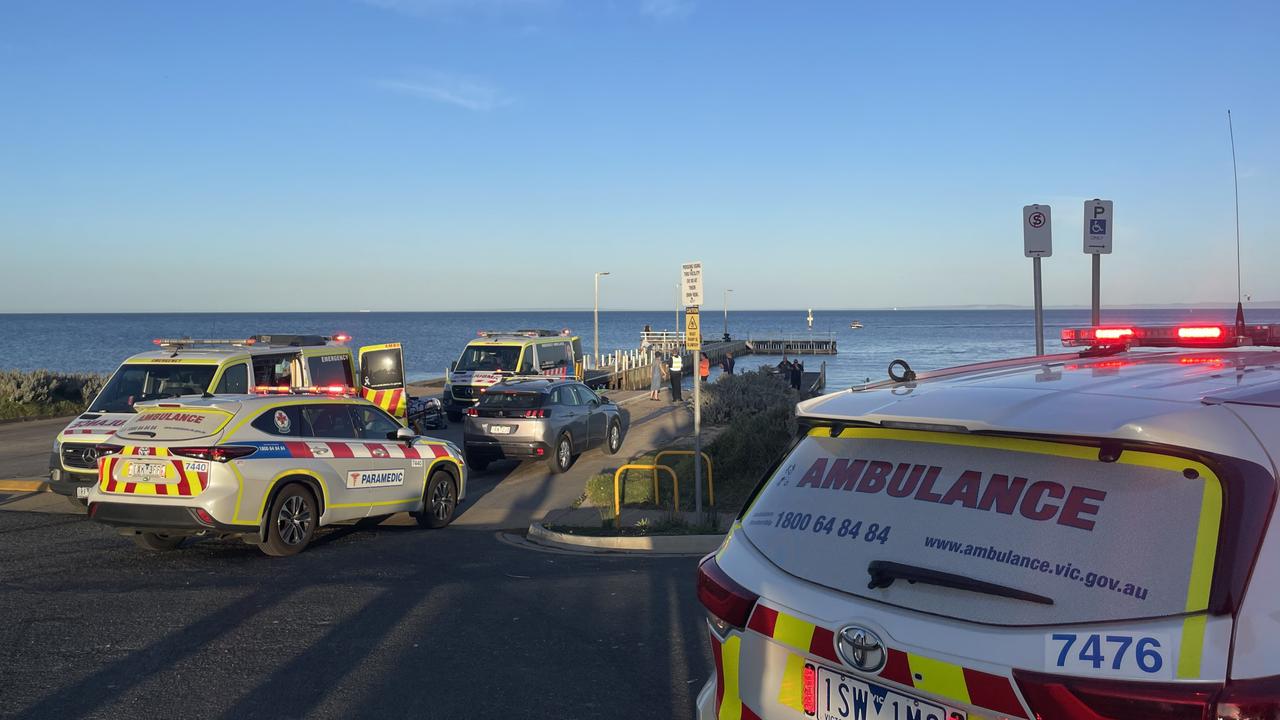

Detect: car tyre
[415,469,458,529]
[548,433,573,474]
[259,484,317,557]
[132,532,183,551]
[605,420,623,455]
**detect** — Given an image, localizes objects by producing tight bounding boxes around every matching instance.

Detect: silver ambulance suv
[50,334,408,504]
[698,321,1280,720]
[86,390,464,556]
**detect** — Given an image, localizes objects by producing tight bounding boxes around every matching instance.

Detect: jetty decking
[745,333,837,355]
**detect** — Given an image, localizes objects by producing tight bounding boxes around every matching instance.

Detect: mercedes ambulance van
[50,335,407,504]
[442,330,582,421]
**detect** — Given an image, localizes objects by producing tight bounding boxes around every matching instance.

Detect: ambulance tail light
[1214,674,1280,719]
[171,446,258,463]
[1014,669,1219,720]
[697,554,759,635]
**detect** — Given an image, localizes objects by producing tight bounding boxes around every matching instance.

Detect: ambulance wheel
[548,433,573,474]
[415,470,457,529]
[447,411,464,423]
[605,420,623,455]
[260,484,317,557]
[132,532,183,551]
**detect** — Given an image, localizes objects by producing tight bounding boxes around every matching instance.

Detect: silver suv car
[463,379,624,473]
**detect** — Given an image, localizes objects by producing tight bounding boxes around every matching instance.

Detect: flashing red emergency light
[1061,323,1277,350]
[331,333,352,344]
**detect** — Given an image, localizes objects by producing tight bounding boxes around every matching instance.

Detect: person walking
[668,353,684,402]
[722,351,735,375]
[790,357,804,391]
[699,352,711,383]
[649,349,664,401]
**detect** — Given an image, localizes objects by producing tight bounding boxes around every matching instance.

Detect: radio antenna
[1228,110,1245,336]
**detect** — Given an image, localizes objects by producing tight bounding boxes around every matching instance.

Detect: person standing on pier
[722,351,735,375]
[649,349,663,401]
[668,353,684,402]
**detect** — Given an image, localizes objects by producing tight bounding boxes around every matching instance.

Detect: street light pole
[594,271,610,364]
[723,288,733,339]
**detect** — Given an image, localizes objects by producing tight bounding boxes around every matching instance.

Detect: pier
[745,333,837,355]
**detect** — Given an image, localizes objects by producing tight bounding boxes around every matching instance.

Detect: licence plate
[488,425,514,435]
[127,462,169,480]
[818,668,959,720]
[75,486,91,499]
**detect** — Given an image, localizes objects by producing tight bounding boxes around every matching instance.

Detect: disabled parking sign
[1084,200,1113,254]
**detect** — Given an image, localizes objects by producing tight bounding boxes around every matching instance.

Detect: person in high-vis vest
[668,353,684,402]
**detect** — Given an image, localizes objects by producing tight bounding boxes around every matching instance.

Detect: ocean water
[2,309,1276,390]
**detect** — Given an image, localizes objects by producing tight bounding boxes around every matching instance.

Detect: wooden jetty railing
[746,333,837,355]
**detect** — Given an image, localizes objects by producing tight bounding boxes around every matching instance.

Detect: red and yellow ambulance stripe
[97,447,211,498]
[707,603,1028,719]
[361,387,407,421]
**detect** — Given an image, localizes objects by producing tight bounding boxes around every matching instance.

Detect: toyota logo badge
[837,625,886,673]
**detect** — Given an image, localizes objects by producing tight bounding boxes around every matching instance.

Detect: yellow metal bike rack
[654,450,714,507]
[614,464,679,519]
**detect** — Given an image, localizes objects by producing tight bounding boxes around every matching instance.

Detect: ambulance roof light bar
[1061,323,1280,350]
[251,385,356,396]
[476,329,564,338]
[153,337,258,348]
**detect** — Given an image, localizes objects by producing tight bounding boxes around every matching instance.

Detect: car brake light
[466,408,479,417]
[696,554,759,633]
[171,446,257,462]
[524,409,550,418]
[1014,669,1219,720]
[803,663,817,715]
[1215,674,1280,719]
[193,508,216,525]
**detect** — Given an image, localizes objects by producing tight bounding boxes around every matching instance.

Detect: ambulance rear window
[740,428,1226,626]
[117,408,233,441]
[89,363,219,413]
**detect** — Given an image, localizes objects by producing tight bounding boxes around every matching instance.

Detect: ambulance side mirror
[395,427,415,444]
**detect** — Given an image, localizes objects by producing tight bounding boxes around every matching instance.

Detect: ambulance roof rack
[476,329,570,338]
[152,333,352,350]
[1060,323,1280,350]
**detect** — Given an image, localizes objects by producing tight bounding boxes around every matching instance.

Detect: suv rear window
[478,391,544,409]
[116,407,233,441]
[740,428,1224,626]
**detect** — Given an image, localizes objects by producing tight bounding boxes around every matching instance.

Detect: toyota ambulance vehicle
[50,335,408,504]
[442,330,583,421]
[698,320,1280,720]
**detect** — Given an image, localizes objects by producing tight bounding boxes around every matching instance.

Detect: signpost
[682,261,704,515]
[1023,204,1052,355]
[1084,199,1113,326]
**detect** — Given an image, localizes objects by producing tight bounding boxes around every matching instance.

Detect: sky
[1,0,1278,313]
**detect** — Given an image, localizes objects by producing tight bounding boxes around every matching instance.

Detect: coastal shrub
[700,367,797,426]
[0,369,109,419]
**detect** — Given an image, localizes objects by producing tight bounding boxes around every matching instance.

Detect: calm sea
[2,309,1276,390]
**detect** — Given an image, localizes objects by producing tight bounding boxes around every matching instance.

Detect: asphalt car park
[0,501,710,720]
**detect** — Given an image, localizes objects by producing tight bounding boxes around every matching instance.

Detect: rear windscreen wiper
[867,560,1053,605]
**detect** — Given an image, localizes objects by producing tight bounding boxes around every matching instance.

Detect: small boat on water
[849,320,864,329]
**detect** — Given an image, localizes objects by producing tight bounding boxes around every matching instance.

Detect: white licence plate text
[489,425,514,435]
[818,668,957,720]
[76,486,91,499]
[127,462,168,479]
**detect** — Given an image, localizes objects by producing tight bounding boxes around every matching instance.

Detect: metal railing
[614,464,679,519]
[653,450,714,507]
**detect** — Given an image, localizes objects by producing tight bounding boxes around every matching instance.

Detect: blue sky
[1,0,1277,312]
